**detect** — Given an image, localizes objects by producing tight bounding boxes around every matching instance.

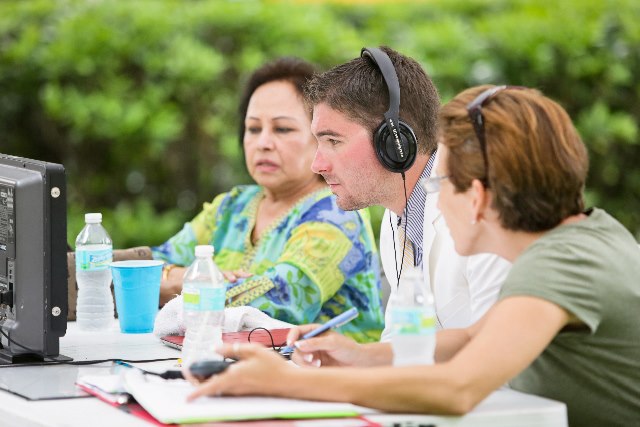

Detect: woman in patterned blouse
[152,58,384,342]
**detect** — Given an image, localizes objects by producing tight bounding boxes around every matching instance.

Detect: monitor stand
[0,349,72,365]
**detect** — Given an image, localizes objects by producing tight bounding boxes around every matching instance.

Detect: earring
[470,218,477,225]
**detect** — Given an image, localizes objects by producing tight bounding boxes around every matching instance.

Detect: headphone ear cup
[374,120,417,173]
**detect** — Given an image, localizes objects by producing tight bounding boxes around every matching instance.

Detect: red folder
[160,328,290,350]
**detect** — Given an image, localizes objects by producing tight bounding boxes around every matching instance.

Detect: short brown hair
[238,57,317,146]
[439,85,589,232]
[304,46,440,155]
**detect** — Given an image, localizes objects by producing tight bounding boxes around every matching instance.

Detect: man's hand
[286,324,366,367]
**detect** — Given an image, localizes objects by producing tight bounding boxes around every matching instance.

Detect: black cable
[71,357,179,365]
[391,172,410,288]
[1,325,286,377]
[248,326,280,352]
[0,356,179,369]
[112,360,185,379]
[390,214,400,284]
[0,328,178,367]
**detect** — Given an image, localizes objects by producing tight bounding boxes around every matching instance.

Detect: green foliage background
[1,0,639,247]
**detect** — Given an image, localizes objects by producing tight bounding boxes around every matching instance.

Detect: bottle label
[76,248,112,271]
[183,286,225,311]
[391,307,436,335]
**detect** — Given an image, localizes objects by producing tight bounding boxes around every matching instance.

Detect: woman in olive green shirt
[187,86,640,427]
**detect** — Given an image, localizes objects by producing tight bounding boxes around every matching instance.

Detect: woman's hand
[222,270,253,283]
[159,265,186,306]
[286,324,366,368]
[186,344,290,400]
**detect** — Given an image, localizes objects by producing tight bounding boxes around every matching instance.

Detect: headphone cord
[391,172,410,288]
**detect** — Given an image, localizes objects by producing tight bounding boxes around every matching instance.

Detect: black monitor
[0,153,70,363]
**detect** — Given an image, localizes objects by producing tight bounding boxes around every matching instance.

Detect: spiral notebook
[122,370,377,424]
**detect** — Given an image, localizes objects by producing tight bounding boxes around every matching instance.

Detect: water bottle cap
[85,213,102,223]
[194,245,214,257]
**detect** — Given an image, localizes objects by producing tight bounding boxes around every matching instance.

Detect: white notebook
[122,370,376,424]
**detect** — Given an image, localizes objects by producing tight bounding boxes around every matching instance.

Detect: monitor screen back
[0,154,67,361]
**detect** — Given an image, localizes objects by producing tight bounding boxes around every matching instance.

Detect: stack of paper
[122,370,376,424]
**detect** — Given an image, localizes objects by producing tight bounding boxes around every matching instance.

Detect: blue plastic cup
[110,260,164,333]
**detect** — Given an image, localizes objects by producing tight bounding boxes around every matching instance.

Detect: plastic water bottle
[389,290,436,366]
[181,245,226,368]
[75,212,114,331]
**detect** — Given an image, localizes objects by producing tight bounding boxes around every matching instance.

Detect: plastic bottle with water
[181,245,226,368]
[75,213,114,331]
[389,288,437,366]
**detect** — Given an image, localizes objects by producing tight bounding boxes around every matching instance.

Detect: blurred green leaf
[1,0,638,243]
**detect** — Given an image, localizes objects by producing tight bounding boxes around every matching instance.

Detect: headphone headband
[360,47,417,173]
[360,47,401,123]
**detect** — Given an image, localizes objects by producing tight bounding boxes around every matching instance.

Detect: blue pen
[279,307,359,356]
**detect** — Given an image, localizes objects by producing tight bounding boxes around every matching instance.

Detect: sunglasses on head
[466,85,527,185]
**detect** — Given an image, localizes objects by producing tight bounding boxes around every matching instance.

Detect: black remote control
[189,360,235,380]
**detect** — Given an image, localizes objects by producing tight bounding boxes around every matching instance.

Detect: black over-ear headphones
[361,47,417,174]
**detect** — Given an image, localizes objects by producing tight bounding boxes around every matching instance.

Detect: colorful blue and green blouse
[152,185,383,343]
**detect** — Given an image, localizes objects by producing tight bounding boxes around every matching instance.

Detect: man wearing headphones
[306,46,511,344]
